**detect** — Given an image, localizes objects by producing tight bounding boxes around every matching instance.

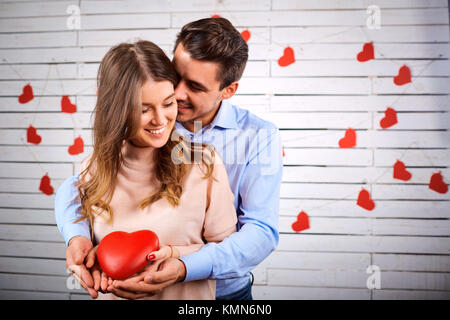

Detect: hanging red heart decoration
[338,128,356,148]
[393,65,411,86]
[393,160,412,181]
[291,211,310,232]
[278,46,295,67]
[357,188,375,211]
[241,29,251,42]
[26,125,42,145]
[39,173,54,195]
[68,136,84,155]
[428,171,448,194]
[380,107,398,129]
[357,42,375,62]
[61,96,77,113]
[97,230,160,280]
[18,84,34,104]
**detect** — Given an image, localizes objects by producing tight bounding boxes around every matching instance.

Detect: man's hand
[66,236,98,298]
[107,258,186,299]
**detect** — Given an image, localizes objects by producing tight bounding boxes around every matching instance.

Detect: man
[55,17,282,300]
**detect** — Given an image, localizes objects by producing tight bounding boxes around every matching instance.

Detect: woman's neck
[122,139,157,167]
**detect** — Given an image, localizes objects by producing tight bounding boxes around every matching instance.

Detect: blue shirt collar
[209,99,238,129]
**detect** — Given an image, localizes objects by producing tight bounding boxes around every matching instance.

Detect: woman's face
[130,79,177,148]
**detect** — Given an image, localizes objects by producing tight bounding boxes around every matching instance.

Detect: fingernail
[147,254,155,261]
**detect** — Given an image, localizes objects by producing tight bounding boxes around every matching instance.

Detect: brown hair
[75,40,214,229]
[174,17,248,90]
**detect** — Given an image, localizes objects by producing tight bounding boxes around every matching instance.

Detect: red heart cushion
[97,230,159,280]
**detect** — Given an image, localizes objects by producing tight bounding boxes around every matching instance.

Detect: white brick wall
[0,0,449,300]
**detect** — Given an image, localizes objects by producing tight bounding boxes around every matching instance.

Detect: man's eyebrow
[188,79,208,91]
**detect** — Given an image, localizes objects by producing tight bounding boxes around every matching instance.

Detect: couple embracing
[55,17,282,300]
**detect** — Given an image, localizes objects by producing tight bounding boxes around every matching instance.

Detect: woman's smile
[145,126,166,137]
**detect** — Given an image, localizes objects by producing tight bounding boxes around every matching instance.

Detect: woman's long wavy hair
[74,41,214,232]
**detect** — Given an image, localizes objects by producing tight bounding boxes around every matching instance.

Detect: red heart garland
[97,230,160,280]
[68,136,84,155]
[39,173,54,195]
[428,171,448,194]
[18,84,34,104]
[241,29,251,42]
[393,65,411,86]
[291,211,310,232]
[380,107,398,129]
[357,42,375,62]
[357,188,375,211]
[61,96,77,113]
[338,128,356,148]
[26,125,42,145]
[278,46,295,67]
[393,160,412,181]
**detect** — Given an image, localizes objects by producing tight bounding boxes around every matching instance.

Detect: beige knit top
[81,140,237,299]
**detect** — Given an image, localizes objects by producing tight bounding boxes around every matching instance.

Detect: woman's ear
[220,81,239,100]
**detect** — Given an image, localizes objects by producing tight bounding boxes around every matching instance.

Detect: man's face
[173,43,224,132]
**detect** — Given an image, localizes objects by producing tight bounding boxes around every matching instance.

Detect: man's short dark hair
[174,17,249,90]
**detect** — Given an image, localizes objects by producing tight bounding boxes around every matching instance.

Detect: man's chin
[176,114,193,123]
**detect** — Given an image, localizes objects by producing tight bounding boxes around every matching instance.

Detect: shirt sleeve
[180,125,282,281]
[54,155,92,246]
[54,175,91,246]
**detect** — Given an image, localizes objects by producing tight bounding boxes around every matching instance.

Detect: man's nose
[174,80,188,101]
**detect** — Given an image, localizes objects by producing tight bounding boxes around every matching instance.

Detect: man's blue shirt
[54,99,283,297]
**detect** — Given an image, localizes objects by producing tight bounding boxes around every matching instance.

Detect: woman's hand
[147,245,179,262]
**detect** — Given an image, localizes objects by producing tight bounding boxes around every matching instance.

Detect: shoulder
[79,153,93,173]
[231,102,279,132]
[229,103,281,151]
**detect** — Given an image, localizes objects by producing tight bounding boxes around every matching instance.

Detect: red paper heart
[357,42,374,62]
[393,160,411,181]
[282,147,285,157]
[380,107,398,129]
[292,211,310,232]
[61,96,77,113]
[39,173,54,195]
[26,125,42,145]
[211,14,221,18]
[241,29,251,42]
[357,188,375,211]
[428,171,448,194]
[97,230,160,280]
[393,65,411,86]
[278,46,295,67]
[18,84,34,104]
[68,136,84,155]
[338,128,356,148]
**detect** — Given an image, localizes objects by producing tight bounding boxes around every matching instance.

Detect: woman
[75,40,237,299]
